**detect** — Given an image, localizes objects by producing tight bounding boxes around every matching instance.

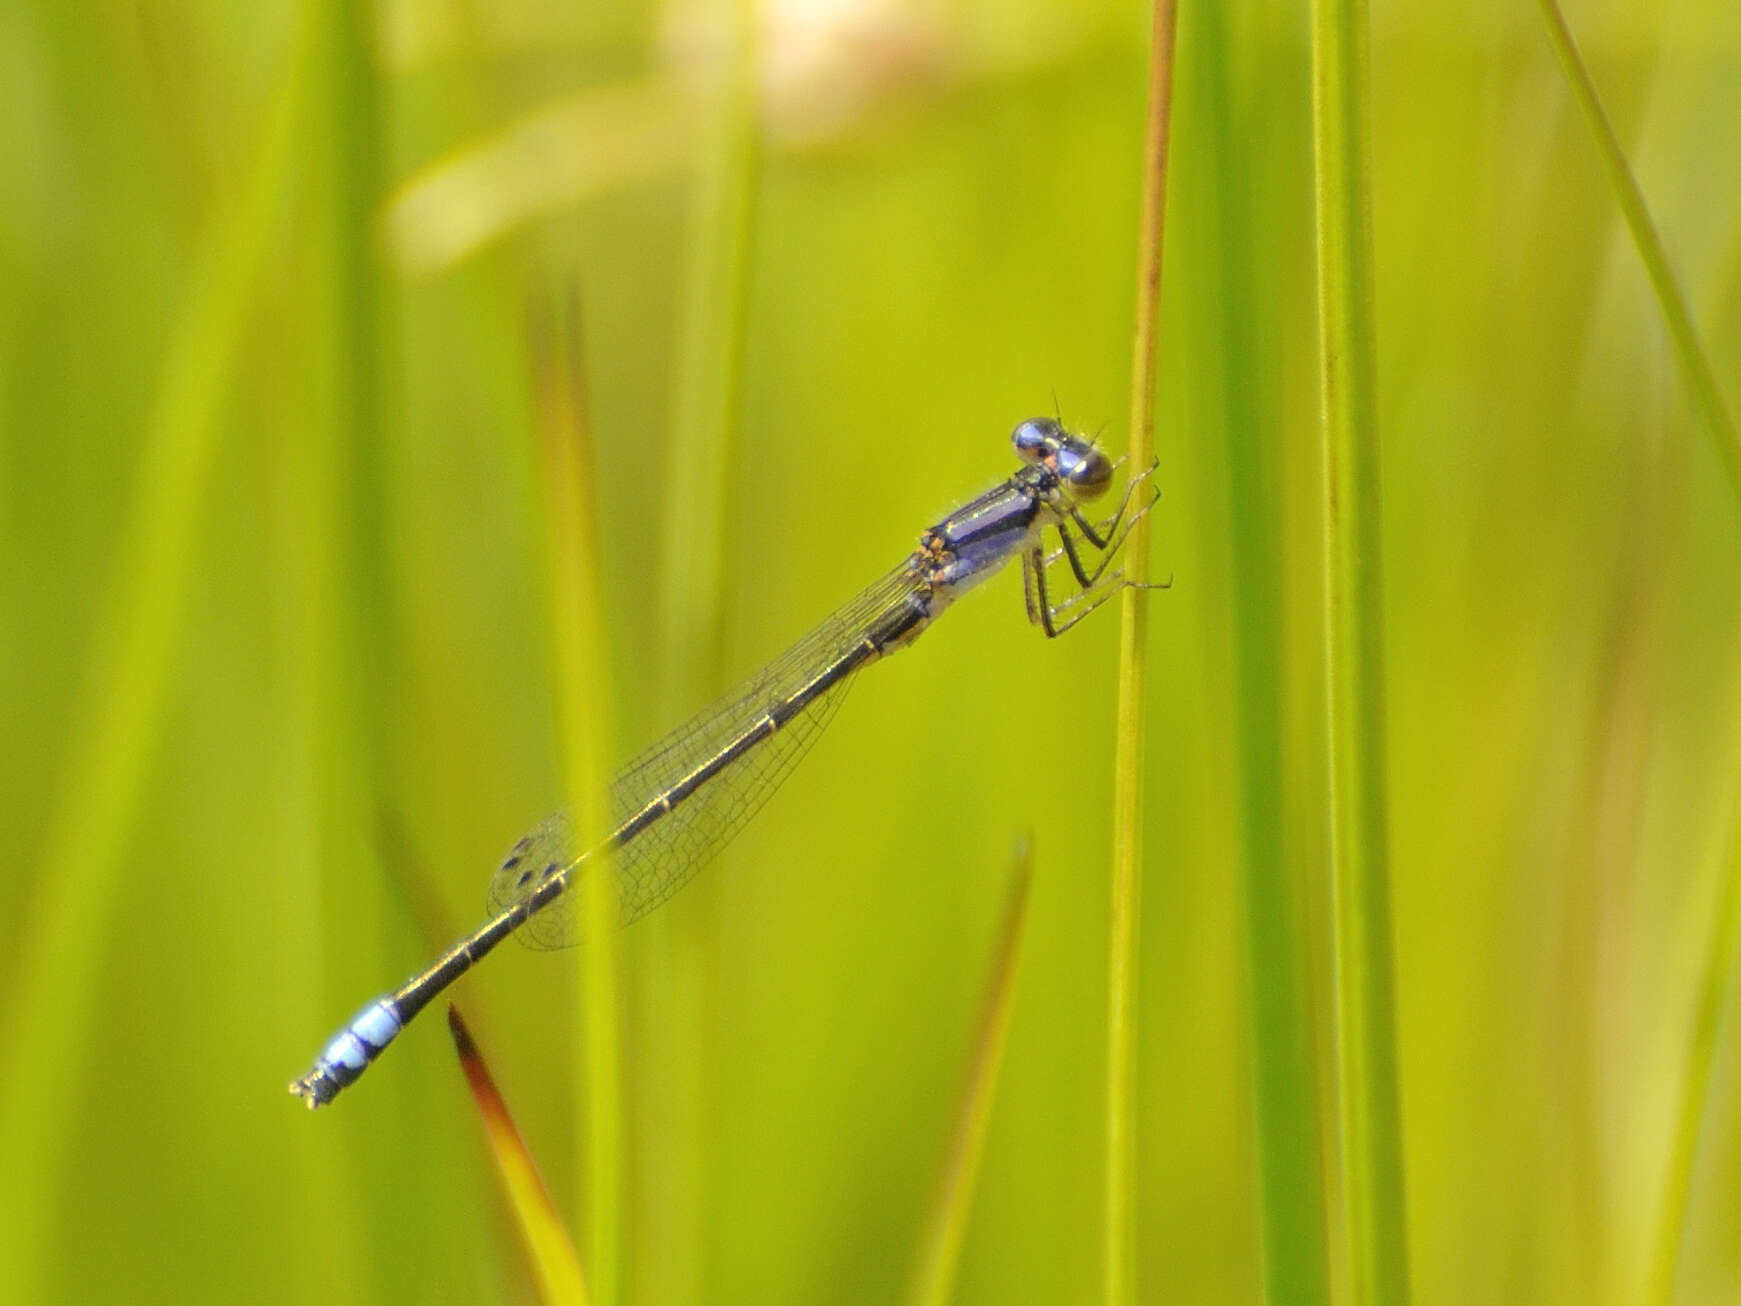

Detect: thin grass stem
[274,0,394,1292]
[0,20,312,1302]
[906,842,1034,1306]
[642,5,761,1300]
[658,0,761,709]
[1194,0,1335,1298]
[1531,10,1741,1300]
[535,299,622,1306]
[1641,826,1741,1306]
[1534,0,1741,500]
[1310,0,1413,1300]
[1105,2,1177,1303]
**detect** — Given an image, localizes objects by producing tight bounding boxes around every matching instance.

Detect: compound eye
[1011,418,1060,463]
[1066,447,1114,499]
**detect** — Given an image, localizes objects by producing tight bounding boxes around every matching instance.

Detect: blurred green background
[1,0,1738,1303]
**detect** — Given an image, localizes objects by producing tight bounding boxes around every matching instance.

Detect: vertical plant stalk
[659,0,762,706]
[277,0,392,1293]
[906,842,1034,1306]
[0,17,310,1303]
[645,6,761,1298]
[1532,9,1741,1300]
[536,301,622,1306]
[1196,0,1336,1298]
[316,0,392,773]
[1105,2,1177,1303]
[1310,0,1413,1302]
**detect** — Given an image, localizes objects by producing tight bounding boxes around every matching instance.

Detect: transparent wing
[488,560,921,948]
[483,812,576,946]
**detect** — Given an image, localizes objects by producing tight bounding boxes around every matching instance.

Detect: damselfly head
[1011,417,1113,501]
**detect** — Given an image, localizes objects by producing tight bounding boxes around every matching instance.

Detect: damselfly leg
[1024,460,1164,638]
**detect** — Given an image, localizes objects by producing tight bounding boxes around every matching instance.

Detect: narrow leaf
[1106,2,1178,1303]
[449,1006,591,1306]
[1310,0,1414,1299]
[906,842,1035,1306]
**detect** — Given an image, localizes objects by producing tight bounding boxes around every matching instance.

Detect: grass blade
[1531,9,1741,1301]
[0,22,309,1301]
[1105,2,1177,1303]
[642,4,762,1299]
[383,82,693,278]
[1310,0,1413,1301]
[1534,0,1741,500]
[657,0,761,707]
[534,295,622,1306]
[1194,0,1335,1298]
[905,841,1034,1306]
[450,1006,591,1306]
[1641,828,1741,1306]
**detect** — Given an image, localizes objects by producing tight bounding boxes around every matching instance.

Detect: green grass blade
[312,0,391,761]
[642,5,761,1300]
[1642,829,1741,1306]
[1194,0,1335,1299]
[272,0,394,1291]
[658,0,761,709]
[1530,9,1741,1301]
[1310,0,1413,1301]
[0,23,309,1302]
[906,842,1034,1306]
[1534,0,1741,501]
[382,83,693,279]
[534,299,623,1306]
[1105,3,1177,1303]
[451,1006,592,1306]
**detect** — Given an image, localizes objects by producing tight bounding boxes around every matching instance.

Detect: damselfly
[291,417,1160,1108]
